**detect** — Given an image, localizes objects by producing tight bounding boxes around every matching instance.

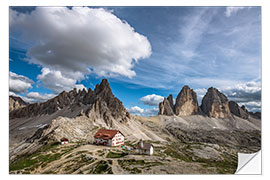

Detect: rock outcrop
[229,101,249,119]
[167,94,174,110]
[9,96,28,112]
[9,79,130,124]
[200,87,232,118]
[159,97,174,116]
[159,86,199,116]
[174,86,199,116]
[249,112,261,119]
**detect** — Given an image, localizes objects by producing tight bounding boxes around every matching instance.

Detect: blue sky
[9,6,261,116]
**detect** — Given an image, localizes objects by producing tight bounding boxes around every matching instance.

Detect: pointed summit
[167,94,174,111]
[174,85,199,116]
[201,87,232,118]
[229,101,249,119]
[159,97,174,116]
[10,79,130,123]
[94,79,113,96]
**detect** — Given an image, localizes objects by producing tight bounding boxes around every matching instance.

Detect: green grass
[9,152,62,171]
[164,144,193,162]
[10,142,65,172]
[118,160,142,174]
[196,154,238,174]
[106,151,127,158]
[91,160,113,174]
[63,154,96,173]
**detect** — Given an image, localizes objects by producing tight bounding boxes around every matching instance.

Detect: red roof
[94,129,123,140]
[60,138,69,142]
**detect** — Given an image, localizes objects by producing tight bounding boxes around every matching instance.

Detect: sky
[9,6,261,116]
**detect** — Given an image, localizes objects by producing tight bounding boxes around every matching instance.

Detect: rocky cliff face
[9,79,130,124]
[229,101,249,119]
[159,86,199,116]
[9,96,28,112]
[175,86,199,116]
[200,87,232,118]
[159,97,174,116]
[249,111,261,119]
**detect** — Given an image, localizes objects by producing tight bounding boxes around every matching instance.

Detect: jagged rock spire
[229,101,249,119]
[200,87,232,118]
[10,79,130,123]
[174,85,199,116]
[158,85,199,116]
[159,97,174,116]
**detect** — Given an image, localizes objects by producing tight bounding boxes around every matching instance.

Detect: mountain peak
[174,85,199,116]
[201,87,231,118]
[10,79,130,124]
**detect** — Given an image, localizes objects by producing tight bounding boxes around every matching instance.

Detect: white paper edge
[235,150,261,174]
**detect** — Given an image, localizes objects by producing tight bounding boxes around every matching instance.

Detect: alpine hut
[93,129,124,146]
[137,139,154,155]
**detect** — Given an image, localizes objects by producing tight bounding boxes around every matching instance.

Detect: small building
[60,137,69,145]
[93,129,124,147]
[137,139,154,155]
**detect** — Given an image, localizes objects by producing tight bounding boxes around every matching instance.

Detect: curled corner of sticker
[235,150,261,174]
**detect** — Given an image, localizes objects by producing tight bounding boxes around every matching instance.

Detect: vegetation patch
[63,154,96,173]
[10,152,62,171]
[197,154,237,174]
[90,160,113,174]
[118,159,162,174]
[10,142,78,172]
[164,143,193,162]
[106,151,127,158]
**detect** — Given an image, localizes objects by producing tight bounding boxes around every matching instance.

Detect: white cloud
[10,7,151,83]
[25,92,56,103]
[225,7,245,17]
[127,106,158,117]
[139,94,164,106]
[75,84,87,91]
[9,71,33,94]
[143,107,159,117]
[194,88,207,105]
[37,68,85,93]
[127,106,144,114]
[221,81,261,112]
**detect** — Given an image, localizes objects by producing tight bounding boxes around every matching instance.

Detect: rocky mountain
[167,94,174,110]
[249,111,261,119]
[200,87,232,119]
[229,101,249,119]
[159,85,199,116]
[175,86,199,116]
[9,79,132,154]
[159,97,174,116]
[10,79,130,123]
[9,96,28,112]
[9,80,261,174]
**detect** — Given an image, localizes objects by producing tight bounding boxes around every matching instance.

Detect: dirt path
[112,159,124,174]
